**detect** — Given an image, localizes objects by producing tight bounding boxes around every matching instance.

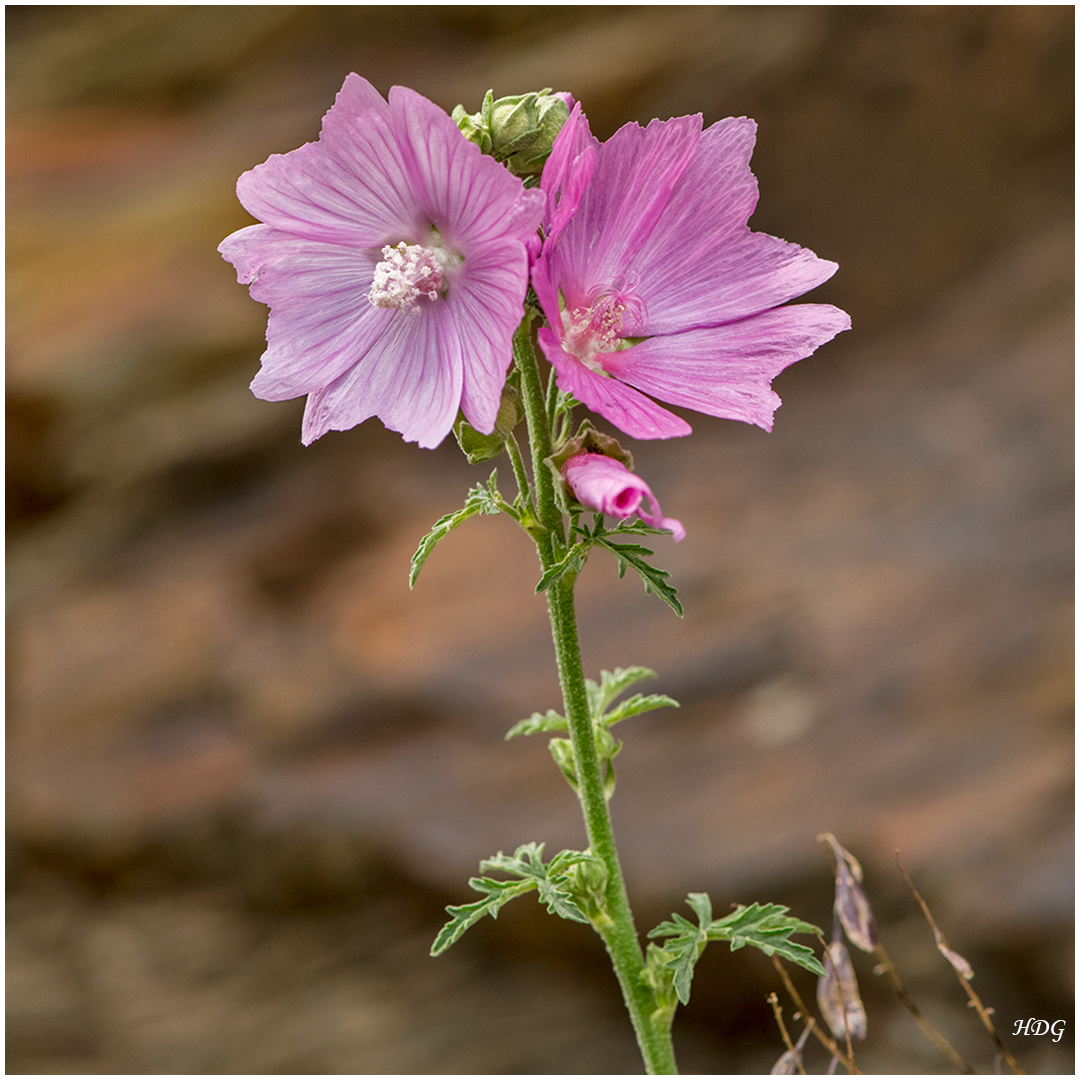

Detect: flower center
[561,283,645,376]
[369,241,457,314]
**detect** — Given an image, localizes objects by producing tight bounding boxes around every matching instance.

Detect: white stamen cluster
[368,242,445,314]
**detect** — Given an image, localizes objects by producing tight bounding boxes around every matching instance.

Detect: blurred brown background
[7,6,1073,1074]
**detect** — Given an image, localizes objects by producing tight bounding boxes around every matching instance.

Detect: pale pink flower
[219,74,544,448]
[563,453,685,541]
[533,105,850,439]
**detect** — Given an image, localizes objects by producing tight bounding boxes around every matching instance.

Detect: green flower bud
[451,97,492,155]
[453,88,570,175]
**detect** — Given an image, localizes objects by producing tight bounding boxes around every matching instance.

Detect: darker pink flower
[533,105,850,439]
[219,74,544,448]
[563,453,685,541]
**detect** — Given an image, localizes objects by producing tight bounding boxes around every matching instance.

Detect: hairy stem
[512,320,678,1075]
[504,429,533,518]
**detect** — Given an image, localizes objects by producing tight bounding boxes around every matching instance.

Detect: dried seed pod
[818,833,878,952]
[817,939,867,1041]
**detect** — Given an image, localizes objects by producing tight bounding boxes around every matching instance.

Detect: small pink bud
[563,453,685,540]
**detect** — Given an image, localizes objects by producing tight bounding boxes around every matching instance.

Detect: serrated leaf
[594,538,683,616]
[586,666,658,717]
[604,518,670,537]
[483,844,591,923]
[686,891,714,926]
[410,471,505,587]
[431,877,536,955]
[647,896,825,1004]
[508,668,676,743]
[601,692,680,727]
[535,543,588,593]
[505,708,567,740]
[535,872,589,924]
[478,842,546,877]
[709,902,825,977]
[646,909,707,1005]
[432,843,594,956]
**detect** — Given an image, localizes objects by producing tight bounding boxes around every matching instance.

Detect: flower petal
[236,74,423,246]
[623,117,840,332]
[537,328,691,440]
[545,114,702,308]
[604,303,851,431]
[388,86,544,251]
[637,228,841,335]
[301,300,463,448]
[221,74,547,448]
[219,225,396,401]
[446,237,531,434]
[541,103,598,248]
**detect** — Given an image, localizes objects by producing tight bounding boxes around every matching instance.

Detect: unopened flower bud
[451,99,492,155]
[453,89,570,175]
[563,453,685,541]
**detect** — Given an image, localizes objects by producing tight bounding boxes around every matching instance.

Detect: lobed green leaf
[505,708,568,740]
[586,666,658,717]
[535,543,588,593]
[410,470,507,587]
[431,843,594,956]
[431,877,536,955]
[601,692,680,727]
[648,895,824,1004]
[594,538,683,617]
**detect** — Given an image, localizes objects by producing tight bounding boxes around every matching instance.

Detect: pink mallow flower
[533,105,851,439]
[563,453,685,541]
[219,74,544,448]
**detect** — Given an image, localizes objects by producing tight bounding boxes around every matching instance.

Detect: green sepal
[545,732,621,799]
[642,943,680,1030]
[647,895,825,1005]
[454,420,505,464]
[409,470,509,587]
[547,420,634,475]
[562,849,609,924]
[451,94,493,154]
[453,379,521,464]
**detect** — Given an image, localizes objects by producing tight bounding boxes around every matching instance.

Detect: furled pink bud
[563,453,685,541]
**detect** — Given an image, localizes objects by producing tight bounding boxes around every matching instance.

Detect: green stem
[512,321,678,1075]
[511,318,562,551]
[504,429,533,518]
[545,357,562,435]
